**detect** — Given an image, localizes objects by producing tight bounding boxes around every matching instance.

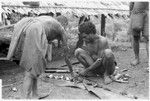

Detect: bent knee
[104,49,113,58]
[142,35,149,42]
[103,49,116,75]
[74,48,86,57]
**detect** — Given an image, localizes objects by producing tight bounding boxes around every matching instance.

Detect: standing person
[74,21,117,84]
[129,2,149,66]
[0,16,73,99]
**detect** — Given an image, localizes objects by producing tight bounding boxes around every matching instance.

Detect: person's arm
[80,58,103,76]
[79,38,109,76]
[61,32,74,77]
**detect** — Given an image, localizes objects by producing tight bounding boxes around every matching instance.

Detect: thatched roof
[1,0,129,16]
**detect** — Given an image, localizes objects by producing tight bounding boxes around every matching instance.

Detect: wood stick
[45,70,70,73]
[0,24,14,30]
[61,61,80,67]
[2,81,23,88]
[45,67,68,70]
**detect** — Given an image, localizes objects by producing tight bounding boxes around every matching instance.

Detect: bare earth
[0,42,149,100]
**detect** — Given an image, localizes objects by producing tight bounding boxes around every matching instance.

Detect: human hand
[78,70,87,77]
[71,73,84,83]
[92,55,98,61]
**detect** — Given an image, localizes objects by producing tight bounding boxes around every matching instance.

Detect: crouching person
[74,21,117,84]
[0,16,73,99]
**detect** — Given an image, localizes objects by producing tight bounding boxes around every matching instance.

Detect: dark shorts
[93,53,116,76]
[131,11,149,40]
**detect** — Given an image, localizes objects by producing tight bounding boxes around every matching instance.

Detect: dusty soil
[0,42,149,100]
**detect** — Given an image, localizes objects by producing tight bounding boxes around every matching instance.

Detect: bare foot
[103,75,112,85]
[21,94,31,99]
[130,59,140,66]
[31,96,39,99]
[31,93,39,99]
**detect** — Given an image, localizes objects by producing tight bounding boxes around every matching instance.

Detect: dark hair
[56,12,61,17]
[48,12,54,17]
[78,15,90,25]
[78,21,96,34]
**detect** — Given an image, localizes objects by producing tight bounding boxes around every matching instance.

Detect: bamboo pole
[2,5,129,12]
[0,24,14,30]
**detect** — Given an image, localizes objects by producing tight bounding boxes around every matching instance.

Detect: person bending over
[0,16,73,99]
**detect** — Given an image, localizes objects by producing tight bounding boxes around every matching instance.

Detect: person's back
[35,16,66,41]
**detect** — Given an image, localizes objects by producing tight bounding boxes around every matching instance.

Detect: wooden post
[47,44,52,62]
[101,14,106,36]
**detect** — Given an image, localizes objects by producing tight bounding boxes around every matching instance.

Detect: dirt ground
[0,42,149,100]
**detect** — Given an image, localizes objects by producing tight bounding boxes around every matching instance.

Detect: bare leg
[131,35,133,48]
[143,11,149,62]
[23,71,33,99]
[103,49,116,84]
[76,54,93,68]
[103,73,112,85]
[58,39,61,48]
[146,41,149,59]
[131,35,140,66]
[75,48,94,68]
[32,78,38,98]
[75,48,95,76]
[146,41,149,71]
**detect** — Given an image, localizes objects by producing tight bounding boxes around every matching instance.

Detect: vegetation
[0,15,132,60]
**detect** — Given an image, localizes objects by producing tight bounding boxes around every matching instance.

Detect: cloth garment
[130,2,149,37]
[7,16,65,77]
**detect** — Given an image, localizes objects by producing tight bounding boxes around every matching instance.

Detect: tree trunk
[101,14,106,37]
